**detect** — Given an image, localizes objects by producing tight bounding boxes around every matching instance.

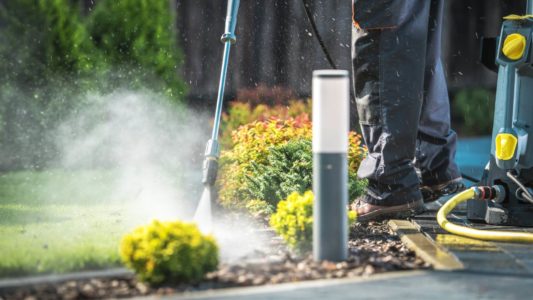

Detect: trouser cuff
[361,182,423,206]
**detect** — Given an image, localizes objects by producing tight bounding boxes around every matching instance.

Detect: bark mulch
[0,221,429,300]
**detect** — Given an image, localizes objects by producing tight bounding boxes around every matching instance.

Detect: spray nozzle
[202,139,220,186]
[202,157,219,187]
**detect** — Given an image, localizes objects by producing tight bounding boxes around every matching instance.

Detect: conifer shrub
[120,220,219,284]
[218,117,367,210]
[246,139,367,207]
[246,139,312,206]
[217,116,313,209]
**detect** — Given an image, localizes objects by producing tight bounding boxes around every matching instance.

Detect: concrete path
[158,271,533,300]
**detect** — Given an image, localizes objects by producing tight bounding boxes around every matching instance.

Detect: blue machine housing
[467,12,533,226]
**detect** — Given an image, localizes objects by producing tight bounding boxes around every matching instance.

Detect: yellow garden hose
[437,187,533,243]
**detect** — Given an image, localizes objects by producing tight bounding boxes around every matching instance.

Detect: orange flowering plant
[218,115,367,210]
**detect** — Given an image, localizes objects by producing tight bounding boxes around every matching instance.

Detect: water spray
[194,0,241,233]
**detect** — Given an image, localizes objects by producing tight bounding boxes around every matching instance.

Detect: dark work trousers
[352,0,461,206]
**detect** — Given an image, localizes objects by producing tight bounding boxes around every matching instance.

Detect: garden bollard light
[312,70,349,262]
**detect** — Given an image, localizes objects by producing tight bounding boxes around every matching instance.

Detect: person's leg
[351,0,430,219]
[416,0,463,201]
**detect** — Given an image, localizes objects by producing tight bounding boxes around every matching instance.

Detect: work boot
[420,177,465,203]
[351,195,426,223]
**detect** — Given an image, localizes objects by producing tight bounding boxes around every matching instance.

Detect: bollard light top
[313,70,349,78]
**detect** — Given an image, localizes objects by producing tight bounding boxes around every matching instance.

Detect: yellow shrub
[219,99,312,147]
[227,116,312,167]
[349,131,366,174]
[119,220,219,284]
[270,191,357,252]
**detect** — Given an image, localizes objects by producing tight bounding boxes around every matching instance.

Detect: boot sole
[357,199,426,223]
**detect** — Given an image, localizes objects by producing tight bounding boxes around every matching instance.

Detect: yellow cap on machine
[495,133,518,160]
[502,33,527,60]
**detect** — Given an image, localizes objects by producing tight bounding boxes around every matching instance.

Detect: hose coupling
[473,185,506,203]
[221,33,237,44]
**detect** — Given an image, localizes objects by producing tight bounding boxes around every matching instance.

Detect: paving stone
[167,271,533,300]
[518,259,533,268]
[500,248,533,260]
[409,199,533,276]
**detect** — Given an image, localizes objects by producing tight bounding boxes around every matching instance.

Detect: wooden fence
[81,0,526,102]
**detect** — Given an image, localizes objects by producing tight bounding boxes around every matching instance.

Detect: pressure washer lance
[202,0,240,190]
[195,0,241,232]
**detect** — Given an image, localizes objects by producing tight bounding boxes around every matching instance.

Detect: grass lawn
[0,170,175,278]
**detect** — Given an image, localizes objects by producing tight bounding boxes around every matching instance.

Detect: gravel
[0,221,429,300]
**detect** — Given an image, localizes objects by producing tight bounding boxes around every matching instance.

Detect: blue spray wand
[202,0,240,189]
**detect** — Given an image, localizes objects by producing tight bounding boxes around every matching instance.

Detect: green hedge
[87,0,186,97]
[0,0,186,170]
[452,88,495,136]
[0,0,99,88]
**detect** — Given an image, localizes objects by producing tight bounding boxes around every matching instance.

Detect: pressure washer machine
[466,1,533,227]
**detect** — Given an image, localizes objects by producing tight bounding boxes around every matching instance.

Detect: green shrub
[245,139,312,206]
[0,0,187,170]
[246,139,366,205]
[0,0,100,88]
[217,117,312,208]
[119,220,219,284]
[0,0,185,96]
[0,0,101,118]
[452,88,495,136]
[218,117,367,209]
[87,0,186,98]
[270,191,357,252]
[0,0,102,169]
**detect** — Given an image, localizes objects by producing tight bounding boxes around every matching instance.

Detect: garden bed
[0,221,429,300]
[0,102,430,300]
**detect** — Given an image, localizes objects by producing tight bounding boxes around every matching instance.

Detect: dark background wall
[443,0,526,89]
[177,0,352,104]
[80,0,527,103]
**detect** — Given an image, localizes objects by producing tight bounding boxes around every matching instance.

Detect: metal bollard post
[312,70,349,262]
